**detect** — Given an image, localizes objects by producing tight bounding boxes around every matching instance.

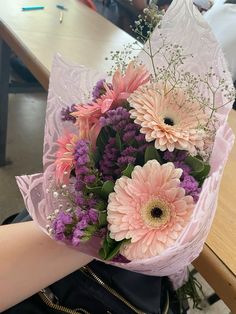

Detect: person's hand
[0,221,93,311]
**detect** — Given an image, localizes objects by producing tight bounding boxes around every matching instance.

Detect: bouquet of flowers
[17,0,235,290]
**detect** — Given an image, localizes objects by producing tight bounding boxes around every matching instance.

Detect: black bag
[2,210,186,314]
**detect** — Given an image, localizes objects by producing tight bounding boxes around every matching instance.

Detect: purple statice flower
[78,215,90,229]
[74,139,96,190]
[84,175,96,184]
[75,180,84,191]
[122,130,136,142]
[121,122,144,144]
[180,174,201,202]
[61,104,77,123]
[117,156,136,168]
[174,161,191,178]
[71,207,99,246]
[163,149,188,162]
[72,226,84,246]
[76,166,90,175]
[137,143,149,153]
[88,208,99,224]
[100,107,131,132]
[163,150,176,162]
[121,146,137,156]
[135,133,146,144]
[87,198,97,208]
[116,146,137,173]
[117,146,136,167]
[74,141,89,166]
[74,140,89,157]
[170,158,201,202]
[92,79,108,101]
[51,212,73,241]
[99,137,119,179]
[76,191,88,208]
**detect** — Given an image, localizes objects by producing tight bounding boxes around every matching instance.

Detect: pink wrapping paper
[16,0,235,288]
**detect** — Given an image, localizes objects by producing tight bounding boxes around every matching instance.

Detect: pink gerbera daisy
[107,160,194,260]
[128,82,207,154]
[71,62,150,145]
[54,133,79,185]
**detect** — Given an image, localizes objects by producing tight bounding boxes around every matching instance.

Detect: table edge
[0,21,49,90]
[193,243,236,312]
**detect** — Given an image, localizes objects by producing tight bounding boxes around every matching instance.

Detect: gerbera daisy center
[151,207,163,218]
[164,117,174,126]
[141,199,171,229]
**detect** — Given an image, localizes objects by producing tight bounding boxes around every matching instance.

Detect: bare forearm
[0,221,93,311]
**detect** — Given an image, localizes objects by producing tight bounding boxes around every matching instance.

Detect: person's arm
[0,221,93,311]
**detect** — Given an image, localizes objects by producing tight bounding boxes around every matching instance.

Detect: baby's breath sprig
[131,4,164,44]
[147,39,235,133]
[105,2,235,149]
[105,42,141,76]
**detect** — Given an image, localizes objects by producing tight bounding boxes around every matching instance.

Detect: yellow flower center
[141,199,171,228]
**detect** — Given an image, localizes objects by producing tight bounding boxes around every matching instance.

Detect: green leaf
[83,224,98,235]
[99,234,130,260]
[144,146,162,163]
[115,132,122,151]
[185,156,204,174]
[100,180,115,199]
[185,156,210,185]
[96,127,109,151]
[121,163,134,178]
[91,150,101,165]
[196,164,210,185]
[98,211,107,227]
[99,247,106,259]
[95,200,107,211]
[105,241,125,260]
[86,185,102,196]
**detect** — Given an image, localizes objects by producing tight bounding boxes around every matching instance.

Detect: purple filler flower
[61,104,77,123]
[180,175,201,202]
[51,212,73,241]
[100,107,131,132]
[74,140,96,191]
[71,208,99,246]
[163,150,188,162]
[72,227,84,246]
[99,138,119,179]
[92,79,107,101]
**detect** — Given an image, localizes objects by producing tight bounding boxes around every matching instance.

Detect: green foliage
[86,185,102,196]
[99,234,130,260]
[96,126,116,163]
[177,270,204,311]
[98,210,107,227]
[115,132,122,151]
[86,180,114,200]
[96,200,107,211]
[101,180,115,199]
[81,224,99,241]
[121,164,135,178]
[144,145,162,163]
[185,156,210,185]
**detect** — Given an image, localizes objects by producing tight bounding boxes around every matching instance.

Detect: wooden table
[0,0,133,166]
[193,110,236,311]
[0,0,235,311]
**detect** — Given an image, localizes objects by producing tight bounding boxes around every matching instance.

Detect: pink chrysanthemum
[95,61,150,114]
[128,82,207,154]
[71,104,101,148]
[71,62,150,145]
[107,160,194,260]
[55,133,79,185]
